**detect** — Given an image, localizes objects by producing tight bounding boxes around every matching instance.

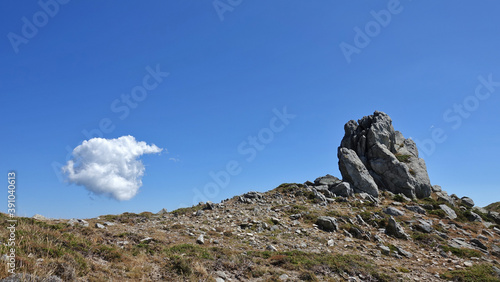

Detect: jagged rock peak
[338,111,432,199]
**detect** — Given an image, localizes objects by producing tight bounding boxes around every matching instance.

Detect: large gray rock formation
[338,111,432,199]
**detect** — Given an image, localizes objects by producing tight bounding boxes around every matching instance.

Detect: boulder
[329,182,354,197]
[492,245,500,258]
[196,235,204,244]
[405,205,426,215]
[33,214,48,221]
[338,111,432,199]
[385,216,410,240]
[461,197,475,208]
[432,185,442,192]
[439,204,457,220]
[314,174,341,186]
[436,191,455,206]
[467,211,482,222]
[383,207,405,216]
[316,216,339,232]
[157,208,168,215]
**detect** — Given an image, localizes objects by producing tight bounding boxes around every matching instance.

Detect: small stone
[327,239,335,247]
[195,210,204,217]
[215,278,224,282]
[266,245,278,252]
[461,197,474,208]
[470,238,487,250]
[279,273,289,281]
[196,235,204,244]
[396,246,413,258]
[103,222,115,226]
[216,271,227,279]
[464,261,473,267]
[405,205,426,214]
[140,237,153,243]
[271,217,281,224]
[33,214,48,220]
[378,245,391,255]
[95,223,105,229]
[316,216,339,232]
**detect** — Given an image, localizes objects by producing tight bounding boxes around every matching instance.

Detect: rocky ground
[1,181,500,281]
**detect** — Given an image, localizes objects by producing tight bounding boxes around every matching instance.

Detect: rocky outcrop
[338,111,432,199]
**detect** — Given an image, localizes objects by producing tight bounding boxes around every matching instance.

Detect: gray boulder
[439,204,457,220]
[432,185,442,192]
[329,182,354,197]
[314,174,341,186]
[461,197,474,208]
[316,216,339,232]
[467,211,482,222]
[436,191,455,206]
[338,148,379,197]
[338,111,432,199]
[385,216,410,240]
[405,205,426,215]
[383,207,405,216]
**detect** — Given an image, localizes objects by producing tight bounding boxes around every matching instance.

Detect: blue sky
[1,1,499,219]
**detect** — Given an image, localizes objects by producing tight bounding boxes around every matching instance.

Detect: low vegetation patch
[440,264,500,281]
[440,245,482,258]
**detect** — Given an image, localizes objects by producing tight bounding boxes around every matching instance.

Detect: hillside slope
[1,182,500,281]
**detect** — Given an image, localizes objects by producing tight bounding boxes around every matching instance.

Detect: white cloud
[62,135,163,200]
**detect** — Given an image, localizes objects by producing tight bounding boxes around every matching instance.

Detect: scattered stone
[436,192,455,207]
[470,238,487,251]
[157,208,168,215]
[385,216,409,240]
[464,261,473,267]
[432,185,442,192]
[316,216,339,232]
[290,214,301,220]
[405,205,426,214]
[271,217,281,225]
[492,245,500,258]
[103,222,115,226]
[205,201,215,210]
[196,235,204,245]
[439,204,457,220]
[95,223,105,229]
[461,197,474,208]
[312,188,327,203]
[266,245,278,252]
[383,207,404,216]
[33,214,48,220]
[329,182,354,197]
[279,273,289,281]
[140,237,153,243]
[396,246,413,258]
[327,239,335,247]
[416,220,433,233]
[215,278,224,282]
[195,210,204,217]
[378,245,391,255]
[314,174,341,186]
[68,219,89,227]
[467,211,482,222]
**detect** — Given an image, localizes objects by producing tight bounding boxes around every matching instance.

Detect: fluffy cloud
[62,135,163,200]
